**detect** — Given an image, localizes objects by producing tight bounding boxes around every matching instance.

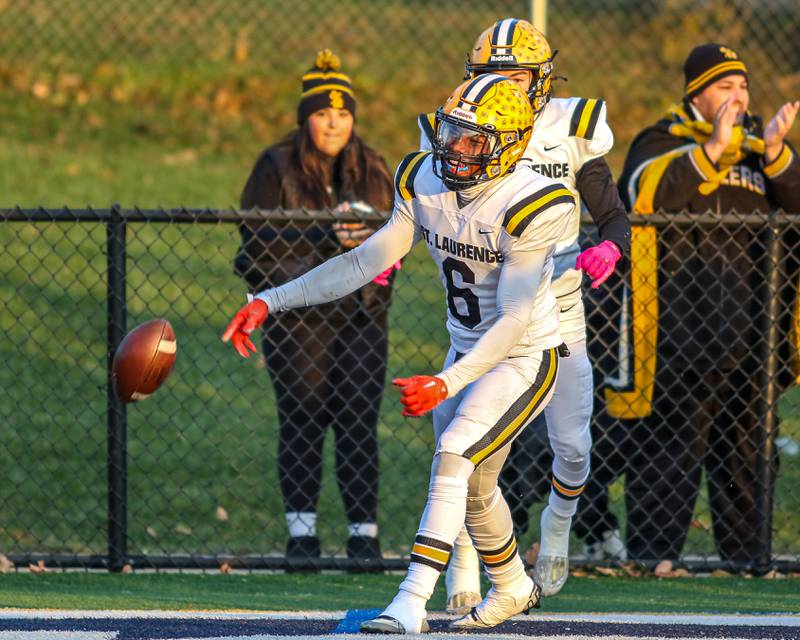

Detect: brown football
[112,318,177,403]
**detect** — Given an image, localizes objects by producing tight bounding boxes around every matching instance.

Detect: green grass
[0,0,799,565]
[0,573,798,614]
[0,219,447,556]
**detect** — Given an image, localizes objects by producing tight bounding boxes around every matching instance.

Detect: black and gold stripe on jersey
[418,112,436,147]
[410,534,453,572]
[551,475,586,501]
[569,98,604,140]
[463,348,558,466]
[477,535,518,568]
[503,183,575,237]
[395,151,430,201]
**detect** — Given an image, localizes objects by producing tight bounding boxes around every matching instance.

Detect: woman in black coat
[235,50,396,563]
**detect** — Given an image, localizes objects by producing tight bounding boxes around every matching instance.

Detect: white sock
[549,457,589,518]
[446,526,481,596]
[467,488,527,593]
[381,589,428,633]
[539,505,572,558]
[286,511,316,538]
[348,522,378,538]
[399,476,468,601]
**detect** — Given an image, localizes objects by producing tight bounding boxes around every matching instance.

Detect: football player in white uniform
[419,18,631,606]
[223,75,575,633]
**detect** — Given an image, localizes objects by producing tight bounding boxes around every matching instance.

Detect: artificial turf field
[0,574,799,639]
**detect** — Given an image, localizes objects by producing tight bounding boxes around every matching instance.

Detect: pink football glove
[221,298,269,358]
[372,261,402,287]
[575,240,622,289]
[393,375,448,417]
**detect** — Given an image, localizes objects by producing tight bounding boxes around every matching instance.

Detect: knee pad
[552,429,592,464]
[552,456,590,487]
[431,451,474,482]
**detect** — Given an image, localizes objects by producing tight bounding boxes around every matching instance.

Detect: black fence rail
[0,207,798,573]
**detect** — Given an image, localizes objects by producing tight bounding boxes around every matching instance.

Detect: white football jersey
[394,151,574,357]
[418,97,613,299]
[256,149,575,397]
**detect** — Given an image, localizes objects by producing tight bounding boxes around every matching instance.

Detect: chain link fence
[0,0,799,574]
[0,208,798,572]
[0,0,797,172]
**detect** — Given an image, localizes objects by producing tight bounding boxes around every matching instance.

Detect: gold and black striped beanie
[297,49,356,124]
[684,43,748,99]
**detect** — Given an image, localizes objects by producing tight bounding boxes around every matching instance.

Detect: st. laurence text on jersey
[419,224,505,264]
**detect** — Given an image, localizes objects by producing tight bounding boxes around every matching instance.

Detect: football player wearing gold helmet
[225,76,577,633]
[432,73,532,190]
[418,18,632,609]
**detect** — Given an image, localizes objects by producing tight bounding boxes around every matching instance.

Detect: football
[112,318,177,403]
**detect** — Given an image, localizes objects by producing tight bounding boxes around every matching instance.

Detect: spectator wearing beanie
[609,43,800,565]
[234,49,397,569]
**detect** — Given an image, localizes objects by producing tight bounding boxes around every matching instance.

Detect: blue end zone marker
[334,608,382,633]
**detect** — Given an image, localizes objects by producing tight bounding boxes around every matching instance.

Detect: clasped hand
[393,376,448,417]
[575,240,621,288]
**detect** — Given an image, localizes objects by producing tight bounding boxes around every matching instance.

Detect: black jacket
[235,142,393,323]
[598,112,800,417]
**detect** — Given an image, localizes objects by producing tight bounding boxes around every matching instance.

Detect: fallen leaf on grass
[594,566,619,577]
[121,564,132,574]
[763,569,784,579]
[524,542,539,566]
[28,560,46,574]
[570,568,588,577]
[220,562,231,574]
[690,518,710,531]
[620,562,643,577]
[162,149,198,166]
[711,569,731,577]
[653,559,673,577]
[0,553,14,573]
[216,506,229,522]
[174,524,192,535]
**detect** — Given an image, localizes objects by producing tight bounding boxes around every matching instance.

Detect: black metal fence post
[107,204,128,572]
[756,215,784,574]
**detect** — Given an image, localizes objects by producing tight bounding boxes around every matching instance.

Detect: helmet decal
[491,18,519,50]
[466,18,555,114]
[432,75,534,191]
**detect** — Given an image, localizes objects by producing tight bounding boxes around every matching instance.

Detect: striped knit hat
[297,49,356,124]
[684,43,748,99]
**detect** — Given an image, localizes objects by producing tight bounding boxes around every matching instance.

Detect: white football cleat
[449,576,541,630]
[533,506,571,597]
[360,598,429,634]
[445,539,482,615]
[584,529,628,562]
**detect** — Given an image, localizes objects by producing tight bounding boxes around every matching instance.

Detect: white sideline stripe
[0,634,117,640]
[0,610,342,620]
[518,612,800,627]
[174,637,780,640]
[0,609,799,627]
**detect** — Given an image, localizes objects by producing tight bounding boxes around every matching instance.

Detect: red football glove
[393,375,448,417]
[575,240,622,289]
[221,298,269,358]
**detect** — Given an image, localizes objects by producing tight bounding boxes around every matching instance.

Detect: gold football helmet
[432,74,533,191]
[466,18,555,114]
